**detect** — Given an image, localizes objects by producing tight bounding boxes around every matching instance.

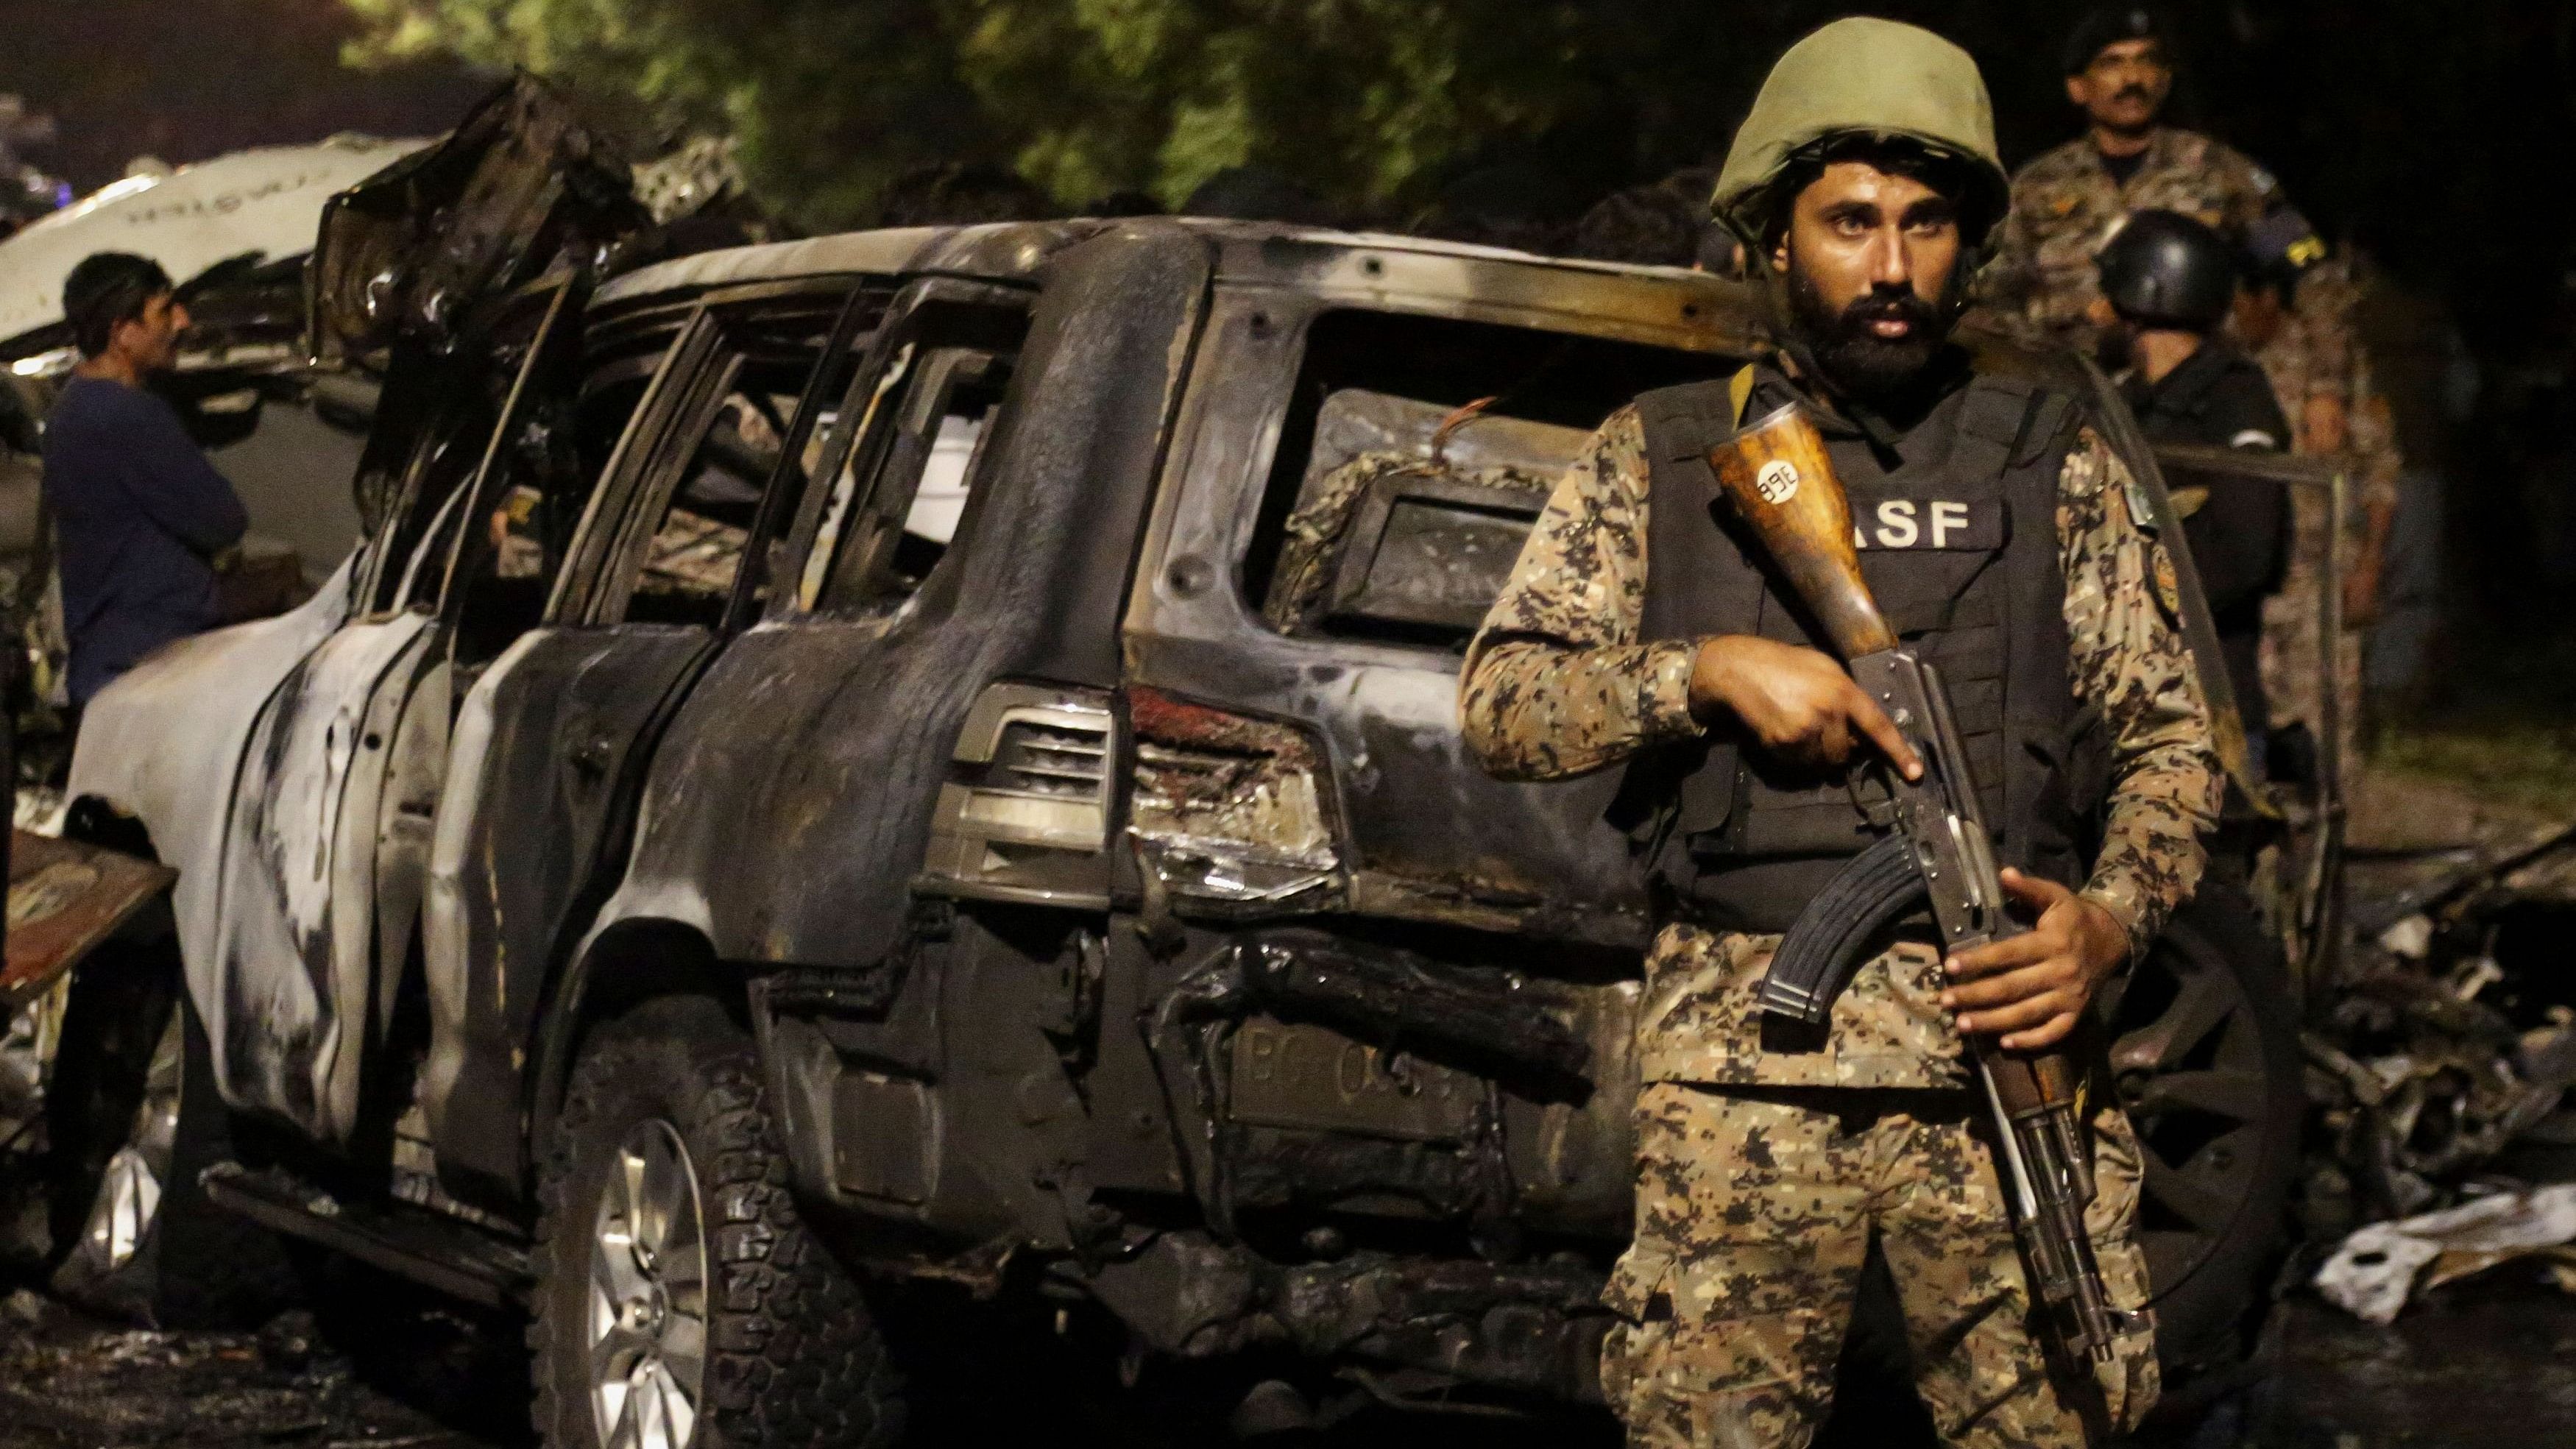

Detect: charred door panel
[421,624,712,1188]
[208,611,436,1138]
[611,228,1211,978]
[420,285,867,1194]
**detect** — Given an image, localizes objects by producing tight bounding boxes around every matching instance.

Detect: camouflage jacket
[1457,386,2221,1089]
[2254,253,2404,511]
[2255,255,2402,741]
[2257,252,2361,415]
[1984,127,2279,353]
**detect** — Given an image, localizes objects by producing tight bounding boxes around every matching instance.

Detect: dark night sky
[0,0,491,186]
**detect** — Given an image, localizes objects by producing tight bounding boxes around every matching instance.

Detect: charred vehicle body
[50,91,2306,1445]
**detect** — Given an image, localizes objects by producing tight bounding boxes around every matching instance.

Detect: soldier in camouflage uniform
[1459,19,2220,1447]
[2237,217,2400,764]
[1983,7,2286,358]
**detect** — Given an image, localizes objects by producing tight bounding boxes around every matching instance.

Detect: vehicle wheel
[2107,879,2303,1376]
[44,931,289,1327]
[531,996,903,1449]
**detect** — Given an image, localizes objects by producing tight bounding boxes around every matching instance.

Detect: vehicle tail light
[1126,687,1341,913]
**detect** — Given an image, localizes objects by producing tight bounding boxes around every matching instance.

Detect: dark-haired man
[1461,17,2213,1445]
[42,252,247,706]
[1986,5,2285,355]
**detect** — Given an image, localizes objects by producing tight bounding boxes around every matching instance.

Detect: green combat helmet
[1710,17,2009,272]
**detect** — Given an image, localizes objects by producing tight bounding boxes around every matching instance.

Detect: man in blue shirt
[41,252,248,706]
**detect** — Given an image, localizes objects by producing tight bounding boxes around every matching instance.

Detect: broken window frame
[771,277,1035,621]
[352,283,576,622]
[1234,304,1737,654]
[553,279,879,631]
[424,282,601,665]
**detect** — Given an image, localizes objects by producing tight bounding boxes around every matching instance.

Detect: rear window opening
[1241,308,1738,651]
[802,300,1030,617]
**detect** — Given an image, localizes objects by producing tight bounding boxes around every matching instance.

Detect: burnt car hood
[308,73,648,366]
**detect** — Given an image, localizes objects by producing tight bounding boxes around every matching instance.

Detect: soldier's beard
[1783,264,1960,405]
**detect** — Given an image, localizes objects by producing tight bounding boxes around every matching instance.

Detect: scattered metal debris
[2314,1184,2576,1325]
[2302,810,2576,1318]
[0,1290,504,1449]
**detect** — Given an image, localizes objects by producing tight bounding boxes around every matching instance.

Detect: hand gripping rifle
[1704,400,2140,1367]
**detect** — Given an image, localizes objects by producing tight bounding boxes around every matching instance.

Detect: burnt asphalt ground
[6,1276,2576,1448]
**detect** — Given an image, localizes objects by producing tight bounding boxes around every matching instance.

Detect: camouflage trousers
[1599,1083,2159,1448]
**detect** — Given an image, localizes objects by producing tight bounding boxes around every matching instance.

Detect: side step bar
[201,1161,531,1308]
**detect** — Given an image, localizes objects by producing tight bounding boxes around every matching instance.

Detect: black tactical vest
[1620,361,2112,932]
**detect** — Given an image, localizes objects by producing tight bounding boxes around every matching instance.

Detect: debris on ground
[0,1281,520,1449]
[2255,1286,2576,1447]
[2314,1184,2576,1324]
[2301,788,2576,1320]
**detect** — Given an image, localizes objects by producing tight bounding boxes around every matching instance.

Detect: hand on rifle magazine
[1939,868,2128,1050]
[1685,634,1924,780]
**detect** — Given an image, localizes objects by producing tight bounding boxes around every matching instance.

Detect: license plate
[1228,1018,1482,1143]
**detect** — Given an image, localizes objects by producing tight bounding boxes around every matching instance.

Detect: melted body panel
[66,562,355,1091]
[1123,288,1746,946]
[208,609,435,1138]
[422,623,712,1192]
[599,227,1211,974]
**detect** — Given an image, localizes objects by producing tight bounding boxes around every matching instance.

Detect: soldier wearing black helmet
[1462,17,2215,1445]
[2097,210,2291,768]
[1984,6,2291,357]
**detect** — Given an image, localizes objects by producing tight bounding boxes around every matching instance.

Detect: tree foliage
[343,0,984,226]
[341,0,1592,227]
[341,0,2576,364]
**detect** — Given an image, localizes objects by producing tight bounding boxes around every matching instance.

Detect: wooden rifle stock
[1989,1051,2081,1113]
[1706,403,1898,659]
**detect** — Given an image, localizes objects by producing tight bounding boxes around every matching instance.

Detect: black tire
[531,995,903,1449]
[43,927,291,1327]
[2110,879,2303,1378]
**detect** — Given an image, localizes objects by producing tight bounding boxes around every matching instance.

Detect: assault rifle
[1705,400,2140,1367]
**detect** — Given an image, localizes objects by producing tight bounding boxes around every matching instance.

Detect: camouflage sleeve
[2293,257,2361,398]
[1458,405,1702,782]
[2347,347,2405,513]
[2058,426,2224,960]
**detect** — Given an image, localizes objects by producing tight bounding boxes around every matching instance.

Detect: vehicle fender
[424,871,725,1203]
[65,555,353,1049]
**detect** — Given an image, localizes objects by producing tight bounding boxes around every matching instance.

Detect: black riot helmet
[2095,209,2236,330]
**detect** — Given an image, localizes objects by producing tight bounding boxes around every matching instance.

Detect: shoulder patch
[2152,544,2184,617]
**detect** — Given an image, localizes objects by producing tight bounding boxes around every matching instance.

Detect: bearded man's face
[1772,160,1967,403]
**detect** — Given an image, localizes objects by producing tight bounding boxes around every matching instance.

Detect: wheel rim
[2109,927,2282,1305]
[75,1010,183,1275]
[587,1118,710,1449]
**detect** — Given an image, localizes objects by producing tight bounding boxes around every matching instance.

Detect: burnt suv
[53,100,2302,1447]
